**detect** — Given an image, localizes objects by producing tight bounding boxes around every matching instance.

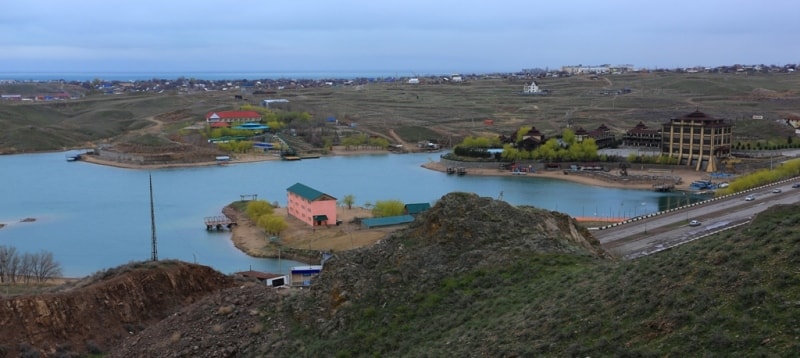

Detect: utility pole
[149,173,158,262]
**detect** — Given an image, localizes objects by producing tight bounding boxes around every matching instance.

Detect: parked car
[773,188,782,193]
[792,183,800,188]
[688,220,701,227]
[718,182,729,188]
[745,195,755,201]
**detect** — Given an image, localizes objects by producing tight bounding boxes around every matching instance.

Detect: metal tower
[149,173,158,261]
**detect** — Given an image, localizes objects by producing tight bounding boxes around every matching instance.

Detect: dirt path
[129,115,164,136]
[388,128,410,147]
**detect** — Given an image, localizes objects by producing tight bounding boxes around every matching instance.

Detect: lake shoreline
[419,161,709,192]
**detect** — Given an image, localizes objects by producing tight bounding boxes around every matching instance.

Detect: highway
[594,181,800,259]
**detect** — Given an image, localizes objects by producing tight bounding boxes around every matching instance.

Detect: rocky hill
[107,192,609,357]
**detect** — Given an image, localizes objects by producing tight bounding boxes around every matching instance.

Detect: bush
[372,200,405,217]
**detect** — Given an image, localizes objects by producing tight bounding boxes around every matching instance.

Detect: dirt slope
[0,261,236,357]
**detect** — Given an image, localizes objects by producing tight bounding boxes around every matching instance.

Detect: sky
[2,0,799,75]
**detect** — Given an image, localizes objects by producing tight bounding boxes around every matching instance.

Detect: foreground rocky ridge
[0,261,235,357]
[108,192,609,357]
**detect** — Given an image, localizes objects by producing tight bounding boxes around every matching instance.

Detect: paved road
[594,182,800,259]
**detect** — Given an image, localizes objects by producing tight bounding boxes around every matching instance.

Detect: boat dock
[204,216,236,231]
[66,154,81,161]
[65,149,95,162]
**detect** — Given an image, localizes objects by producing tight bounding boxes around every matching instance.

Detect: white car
[688,220,701,226]
[745,195,755,201]
[772,188,782,194]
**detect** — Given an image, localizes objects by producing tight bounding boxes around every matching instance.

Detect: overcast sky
[2,0,798,75]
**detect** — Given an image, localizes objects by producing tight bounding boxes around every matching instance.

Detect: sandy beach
[419,161,710,192]
[79,146,390,170]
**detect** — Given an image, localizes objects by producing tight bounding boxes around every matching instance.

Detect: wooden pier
[204,216,237,231]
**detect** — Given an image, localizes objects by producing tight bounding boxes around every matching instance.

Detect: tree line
[0,246,63,284]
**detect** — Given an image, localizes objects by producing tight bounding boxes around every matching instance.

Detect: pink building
[286,183,337,226]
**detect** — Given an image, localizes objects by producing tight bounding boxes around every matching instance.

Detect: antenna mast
[149,173,158,261]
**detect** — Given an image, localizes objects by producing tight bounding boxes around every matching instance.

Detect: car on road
[745,195,755,201]
[773,188,782,193]
[688,220,701,226]
[792,183,800,188]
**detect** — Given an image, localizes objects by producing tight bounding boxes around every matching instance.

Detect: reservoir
[0,151,698,277]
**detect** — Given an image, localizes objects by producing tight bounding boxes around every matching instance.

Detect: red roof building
[205,111,262,123]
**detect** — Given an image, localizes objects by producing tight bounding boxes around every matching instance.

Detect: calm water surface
[0,151,698,277]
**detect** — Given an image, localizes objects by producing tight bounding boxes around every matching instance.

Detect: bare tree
[20,253,35,284]
[6,250,20,283]
[0,246,63,284]
[0,245,13,283]
[33,251,62,282]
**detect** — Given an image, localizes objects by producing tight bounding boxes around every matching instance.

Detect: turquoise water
[0,151,697,277]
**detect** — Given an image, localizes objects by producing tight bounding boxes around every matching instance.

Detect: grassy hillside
[2,72,799,154]
[0,87,234,153]
[270,72,800,146]
[281,203,800,356]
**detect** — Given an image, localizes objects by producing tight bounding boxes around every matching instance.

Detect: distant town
[1,63,797,102]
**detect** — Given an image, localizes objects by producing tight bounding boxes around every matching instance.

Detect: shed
[404,203,431,215]
[361,215,414,229]
[290,265,322,286]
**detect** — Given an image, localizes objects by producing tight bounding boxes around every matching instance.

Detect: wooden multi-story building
[623,121,661,148]
[574,124,615,148]
[661,111,733,171]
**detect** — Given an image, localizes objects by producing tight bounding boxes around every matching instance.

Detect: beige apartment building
[661,110,733,171]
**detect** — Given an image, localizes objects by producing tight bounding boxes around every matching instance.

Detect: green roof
[405,203,431,214]
[287,183,336,201]
[361,215,414,228]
